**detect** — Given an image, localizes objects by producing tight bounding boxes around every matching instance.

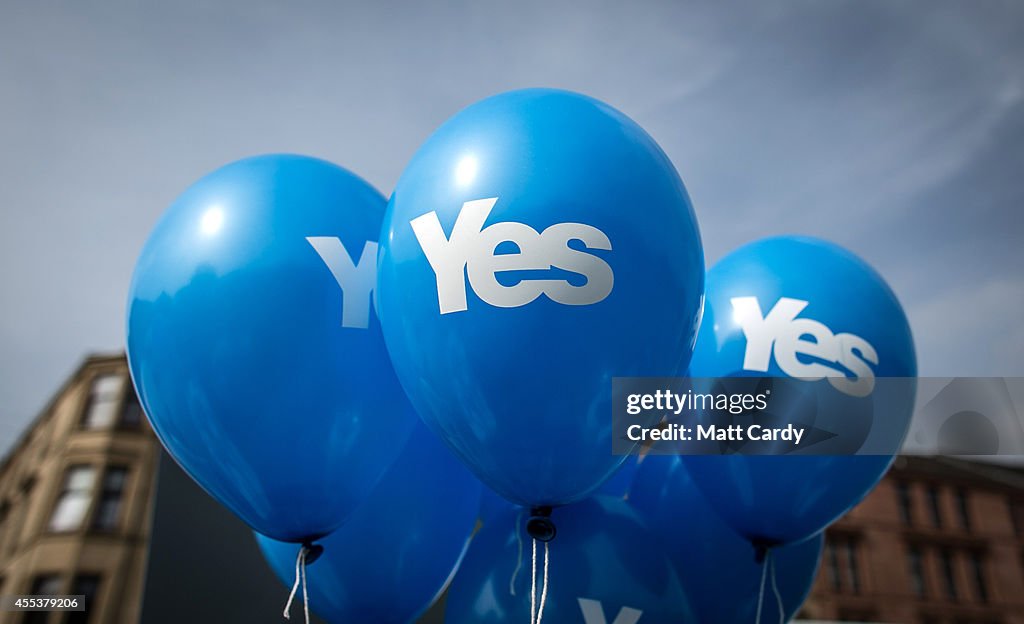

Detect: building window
[23,575,62,624]
[63,574,100,624]
[48,466,96,532]
[927,485,943,529]
[826,539,842,590]
[844,539,861,594]
[826,536,861,594]
[955,488,971,530]
[119,390,143,429]
[28,574,62,595]
[82,374,125,430]
[969,551,988,603]
[907,545,927,597]
[897,481,914,525]
[939,548,958,601]
[91,467,128,532]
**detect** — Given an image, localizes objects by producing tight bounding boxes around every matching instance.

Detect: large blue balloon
[630,455,822,623]
[446,496,694,623]
[256,422,480,623]
[377,89,704,507]
[596,454,640,499]
[478,456,640,525]
[478,486,513,527]
[682,236,916,544]
[127,155,417,541]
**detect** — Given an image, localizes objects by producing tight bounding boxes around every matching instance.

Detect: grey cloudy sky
[1,1,1022,450]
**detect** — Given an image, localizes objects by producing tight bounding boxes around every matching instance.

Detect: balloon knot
[302,540,324,565]
[526,506,556,542]
[751,537,778,564]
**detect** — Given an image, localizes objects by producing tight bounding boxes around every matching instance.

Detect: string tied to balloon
[525,506,555,624]
[769,552,784,624]
[283,541,323,624]
[752,541,785,624]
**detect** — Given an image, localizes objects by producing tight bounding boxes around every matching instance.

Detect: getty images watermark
[612,377,1024,456]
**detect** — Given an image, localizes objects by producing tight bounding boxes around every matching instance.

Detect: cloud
[910,276,1024,376]
[0,0,1021,451]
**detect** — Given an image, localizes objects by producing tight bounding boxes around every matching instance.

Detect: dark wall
[139,451,446,624]
[139,451,322,623]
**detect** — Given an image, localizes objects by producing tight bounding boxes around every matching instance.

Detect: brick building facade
[801,456,1024,623]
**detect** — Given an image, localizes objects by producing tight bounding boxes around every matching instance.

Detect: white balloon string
[282,545,307,620]
[754,549,768,624]
[535,541,550,624]
[530,538,538,624]
[770,552,784,624]
[510,509,526,597]
[300,546,310,624]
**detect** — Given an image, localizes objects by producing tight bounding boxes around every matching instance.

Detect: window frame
[117,388,145,430]
[90,466,129,533]
[63,573,101,624]
[79,373,128,430]
[954,487,971,530]
[906,544,927,598]
[969,550,988,604]
[939,547,958,601]
[825,538,842,591]
[22,574,64,624]
[896,481,914,525]
[926,484,943,529]
[843,537,862,595]
[47,465,98,534]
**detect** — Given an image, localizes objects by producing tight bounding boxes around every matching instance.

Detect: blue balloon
[682,236,916,544]
[630,455,823,623]
[446,496,694,623]
[478,456,640,525]
[478,486,514,526]
[597,454,640,499]
[256,422,480,624]
[127,154,417,541]
[377,89,704,507]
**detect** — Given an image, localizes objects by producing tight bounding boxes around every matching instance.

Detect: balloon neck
[302,540,324,565]
[526,506,557,542]
[751,538,778,564]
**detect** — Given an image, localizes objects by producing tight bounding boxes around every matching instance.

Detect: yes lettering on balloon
[732,296,878,397]
[577,598,643,624]
[412,196,614,314]
[306,237,377,328]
